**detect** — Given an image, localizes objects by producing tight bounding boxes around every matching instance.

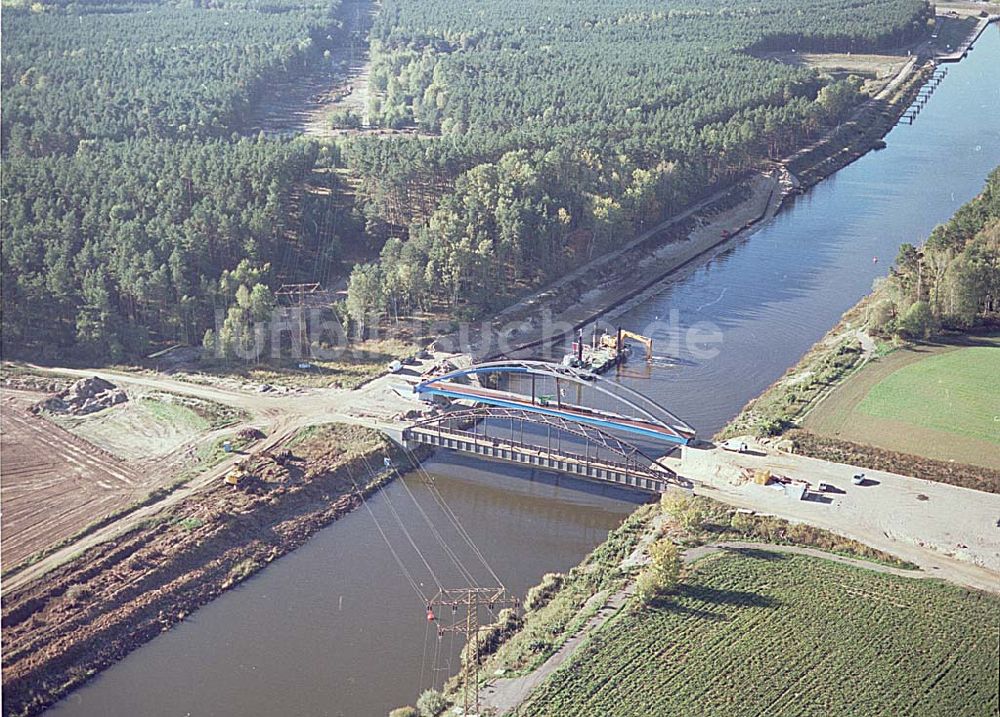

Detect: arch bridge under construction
[402,360,696,494]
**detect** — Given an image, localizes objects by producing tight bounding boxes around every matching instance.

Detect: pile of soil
[34,376,128,416]
[237,426,266,441]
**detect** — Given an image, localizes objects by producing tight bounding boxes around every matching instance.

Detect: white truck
[720,439,749,454]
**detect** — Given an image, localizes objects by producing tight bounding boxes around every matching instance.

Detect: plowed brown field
[0,390,140,567]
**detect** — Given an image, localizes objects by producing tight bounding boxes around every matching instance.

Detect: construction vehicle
[563,326,654,375]
[599,328,654,362]
[223,465,246,486]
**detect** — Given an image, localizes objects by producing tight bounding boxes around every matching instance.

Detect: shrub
[416,689,448,717]
[634,568,662,605]
[177,516,204,532]
[524,572,565,612]
[329,109,362,129]
[680,504,705,531]
[897,300,935,338]
[64,584,92,604]
[389,707,419,717]
[462,608,523,667]
[648,539,681,589]
[729,512,754,533]
[867,299,896,335]
[755,416,790,437]
[635,538,682,605]
[227,557,260,584]
[660,491,692,520]
[661,492,705,531]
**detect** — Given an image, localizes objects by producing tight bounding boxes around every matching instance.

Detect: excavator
[599,328,654,362]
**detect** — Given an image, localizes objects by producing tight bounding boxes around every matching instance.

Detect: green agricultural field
[856,346,999,443]
[803,336,1000,470]
[519,550,1000,717]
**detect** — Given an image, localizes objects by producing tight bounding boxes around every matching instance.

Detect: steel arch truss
[414,359,695,443]
[411,406,667,472]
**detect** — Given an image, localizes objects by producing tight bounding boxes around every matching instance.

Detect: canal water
[610,28,1000,436]
[47,25,1000,717]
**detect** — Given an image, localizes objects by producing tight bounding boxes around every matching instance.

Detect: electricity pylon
[429,587,519,715]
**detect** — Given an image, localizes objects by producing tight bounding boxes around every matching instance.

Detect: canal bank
[471,50,937,362]
[2,426,413,717]
[606,22,1000,437]
[39,23,1000,717]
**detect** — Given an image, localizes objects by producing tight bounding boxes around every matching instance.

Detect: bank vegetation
[718,166,1000,488]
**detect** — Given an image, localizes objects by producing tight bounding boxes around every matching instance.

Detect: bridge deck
[405,425,675,493]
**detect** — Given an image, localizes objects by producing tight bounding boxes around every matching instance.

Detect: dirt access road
[1,359,433,593]
[674,442,1000,593]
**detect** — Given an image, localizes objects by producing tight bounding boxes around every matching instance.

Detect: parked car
[721,439,749,454]
[387,360,403,374]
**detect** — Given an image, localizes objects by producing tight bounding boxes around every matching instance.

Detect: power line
[343,463,426,602]
[360,455,443,592]
[394,441,504,588]
[388,460,479,587]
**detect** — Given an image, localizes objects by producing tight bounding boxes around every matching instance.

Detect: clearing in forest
[803,335,1000,469]
[247,0,376,137]
[760,51,910,83]
[519,550,999,717]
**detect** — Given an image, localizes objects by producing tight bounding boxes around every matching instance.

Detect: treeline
[345,147,707,324]
[1,0,939,362]
[1,0,348,361]
[2,0,341,153]
[344,0,930,321]
[1,138,324,360]
[368,0,929,141]
[869,166,1000,337]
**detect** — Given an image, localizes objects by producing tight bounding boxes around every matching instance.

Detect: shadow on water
[424,452,654,507]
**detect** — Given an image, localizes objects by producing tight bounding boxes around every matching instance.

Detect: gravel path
[682,541,930,579]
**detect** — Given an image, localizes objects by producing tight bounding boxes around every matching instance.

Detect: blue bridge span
[403,360,696,493]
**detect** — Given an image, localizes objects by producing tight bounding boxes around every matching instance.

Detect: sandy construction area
[0,390,141,567]
[52,390,230,461]
[0,383,250,569]
[675,442,1000,593]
